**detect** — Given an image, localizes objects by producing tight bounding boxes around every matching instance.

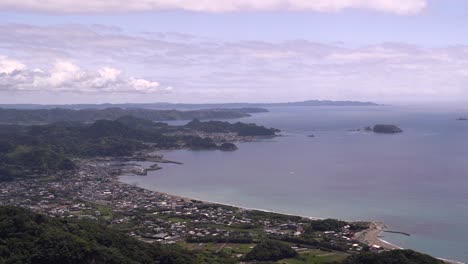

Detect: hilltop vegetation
[344,249,444,264]
[0,145,76,181]
[0,107,267,124]
[0,116,278,181]
[186,119,278,136]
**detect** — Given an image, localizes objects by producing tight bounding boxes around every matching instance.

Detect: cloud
[1,24,468,103]
[0,0,427,15]
[0,57,172,93]
[0,56,26,74]
[327,48,410,63]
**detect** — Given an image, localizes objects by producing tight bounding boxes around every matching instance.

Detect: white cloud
[0,0,427,15]
[458,69,468,76]
[99,67,121,82]
[0,56,26,74]
[130,78,161,93]
[0,57,172,94]
[1,24,468,103]
[327,48,409,63]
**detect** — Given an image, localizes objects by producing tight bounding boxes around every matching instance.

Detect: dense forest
[186,119,279,136]
[0,116,278,181]
[0,107,267,124]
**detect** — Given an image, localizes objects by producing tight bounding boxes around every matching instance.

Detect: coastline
[352,221,402,250]
[121,179,326,220]
[119,176,465,264]
[142,189,397,250]
[117,155,466,264]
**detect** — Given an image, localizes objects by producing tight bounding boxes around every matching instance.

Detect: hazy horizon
[2,100,468,111]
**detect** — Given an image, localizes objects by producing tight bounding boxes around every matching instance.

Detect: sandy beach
[352,222,465,264]
[353,221,401,250]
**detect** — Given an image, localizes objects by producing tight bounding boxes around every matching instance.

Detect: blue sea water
[120,106,468,262]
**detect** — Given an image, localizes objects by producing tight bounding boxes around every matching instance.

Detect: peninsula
[0,107,267,125]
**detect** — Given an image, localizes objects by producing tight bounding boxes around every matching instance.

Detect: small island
[372,124,403,134]
[349,125,402,134]
[456,117,467,121]
[219,142,238,151]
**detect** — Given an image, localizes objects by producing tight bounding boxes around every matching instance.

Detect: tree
[244,240,297,261]
[344,250,444,264]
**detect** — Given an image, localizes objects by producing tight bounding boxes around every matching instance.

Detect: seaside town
[0,153,385,259]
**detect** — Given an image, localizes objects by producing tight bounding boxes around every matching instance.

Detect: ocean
[119,105,468,262]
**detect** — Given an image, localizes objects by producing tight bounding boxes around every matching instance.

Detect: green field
[278,249,349,264]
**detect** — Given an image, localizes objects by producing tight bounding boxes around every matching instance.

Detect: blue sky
[1,0,467,45]
[0,0,467,104]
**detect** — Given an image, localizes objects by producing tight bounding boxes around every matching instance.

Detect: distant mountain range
[0,100,378,110]
[0,107,266,125]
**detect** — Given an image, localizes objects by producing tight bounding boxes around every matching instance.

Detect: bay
[120,106,468,262]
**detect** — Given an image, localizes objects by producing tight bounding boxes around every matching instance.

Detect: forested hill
[0,107,267,125]
[0,116,278,181]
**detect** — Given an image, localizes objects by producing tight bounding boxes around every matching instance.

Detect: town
[0,154,377,260]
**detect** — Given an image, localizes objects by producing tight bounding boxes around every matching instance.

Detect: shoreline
[120,176,465,264]
[117,157,466,264]
[352,221,402,250]
[118,170,326,221]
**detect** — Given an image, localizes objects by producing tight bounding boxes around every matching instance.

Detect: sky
[0,0,467,104]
